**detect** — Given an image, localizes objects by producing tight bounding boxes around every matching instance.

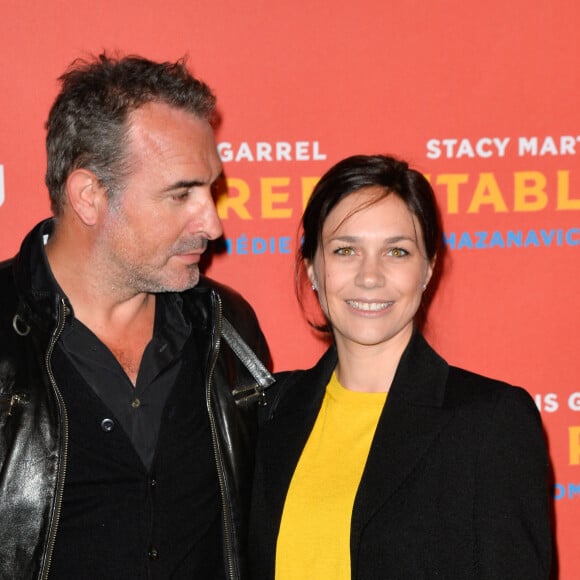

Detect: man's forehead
[128,101,212,135]
[127,103,218,158]
[124,102,221,179]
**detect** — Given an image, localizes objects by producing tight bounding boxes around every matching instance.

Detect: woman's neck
[334,330,412,393]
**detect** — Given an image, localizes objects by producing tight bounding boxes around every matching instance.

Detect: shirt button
[100,418,115,432]
[148,546,160,560]
[150,478,157,488]
[131,398,141,409]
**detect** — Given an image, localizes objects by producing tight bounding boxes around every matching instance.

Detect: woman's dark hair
[45,53,216,215]
[297,154,443,333]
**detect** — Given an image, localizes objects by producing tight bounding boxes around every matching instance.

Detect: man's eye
[335,247,355,256]
[172,191,190,201]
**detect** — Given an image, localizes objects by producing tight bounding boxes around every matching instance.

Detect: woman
[249,155,552,579]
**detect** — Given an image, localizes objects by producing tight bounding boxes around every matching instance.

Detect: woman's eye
[388,247,408,257]
[335,247,355,256]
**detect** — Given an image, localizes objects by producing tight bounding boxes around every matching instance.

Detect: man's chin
[146,268,201,293]
[171,270,201,292]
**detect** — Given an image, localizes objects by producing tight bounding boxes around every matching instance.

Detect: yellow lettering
[435,174,469,214]
[217,178,252,219]
[569,426,580,465]
[467,173,508,213]
[557,170,580,210]
[261,177,293,218]
[513,172,548,211]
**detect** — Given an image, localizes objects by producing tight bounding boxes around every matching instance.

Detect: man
[0,54,273,579]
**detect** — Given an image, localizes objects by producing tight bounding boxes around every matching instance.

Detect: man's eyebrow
[162,171,224,193]
[162,180,207,192]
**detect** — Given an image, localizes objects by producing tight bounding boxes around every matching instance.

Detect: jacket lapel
[350,334,453,554]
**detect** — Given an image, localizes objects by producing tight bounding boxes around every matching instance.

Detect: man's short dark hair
[45,53,217,215]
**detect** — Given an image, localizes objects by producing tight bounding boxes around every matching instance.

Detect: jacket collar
[269,331,449,420]
[12,219,69,333]
[266,345,336,421]
[389,331,449,407]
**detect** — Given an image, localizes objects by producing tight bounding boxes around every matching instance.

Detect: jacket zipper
[40,299,70,580]
[205,293,237,580]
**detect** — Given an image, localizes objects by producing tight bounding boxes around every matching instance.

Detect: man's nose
[190,188,223,240]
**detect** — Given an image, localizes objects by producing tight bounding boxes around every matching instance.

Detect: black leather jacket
[0,220,273,580]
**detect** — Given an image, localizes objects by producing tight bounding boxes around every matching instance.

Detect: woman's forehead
[323,189,417,235]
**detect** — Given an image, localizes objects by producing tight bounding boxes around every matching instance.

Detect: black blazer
[249,333,552,580]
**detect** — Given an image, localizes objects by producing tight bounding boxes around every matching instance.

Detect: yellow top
[275,372,387,580]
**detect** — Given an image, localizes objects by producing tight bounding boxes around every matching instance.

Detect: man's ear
[65,169,106,226]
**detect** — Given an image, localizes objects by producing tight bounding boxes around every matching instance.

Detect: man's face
[97,101,223,295]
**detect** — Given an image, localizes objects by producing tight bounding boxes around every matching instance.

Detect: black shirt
[59,292,191,469]
[51,292,224,578]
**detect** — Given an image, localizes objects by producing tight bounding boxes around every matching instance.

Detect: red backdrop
[1,1,578,576]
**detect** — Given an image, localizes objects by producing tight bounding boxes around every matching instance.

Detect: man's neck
[45,221,157,385]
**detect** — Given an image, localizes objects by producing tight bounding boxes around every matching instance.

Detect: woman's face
[307,187,434,355]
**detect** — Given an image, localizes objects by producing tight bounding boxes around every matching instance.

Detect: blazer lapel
[351,334,453,552]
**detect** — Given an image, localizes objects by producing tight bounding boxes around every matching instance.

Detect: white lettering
[426,139,441,159]
[295,141,309,161]
[235,142,254,162]
[534,393,559,413]
[456,139,475,158]
[560,136,577,155]
[426,137,511,159]
[539,136,559,156]
[518,136,538,156]
[428,135,578,159]
[568,392,580,411]
[442,138,458,158]
[312,141,327,160]
[217,142,233,162]
[218,140,328,163]
[256,142,273,161]
[276,142,292,161]
[518,135,580,156]
[474,138,493,158]
[494,137,510,157]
